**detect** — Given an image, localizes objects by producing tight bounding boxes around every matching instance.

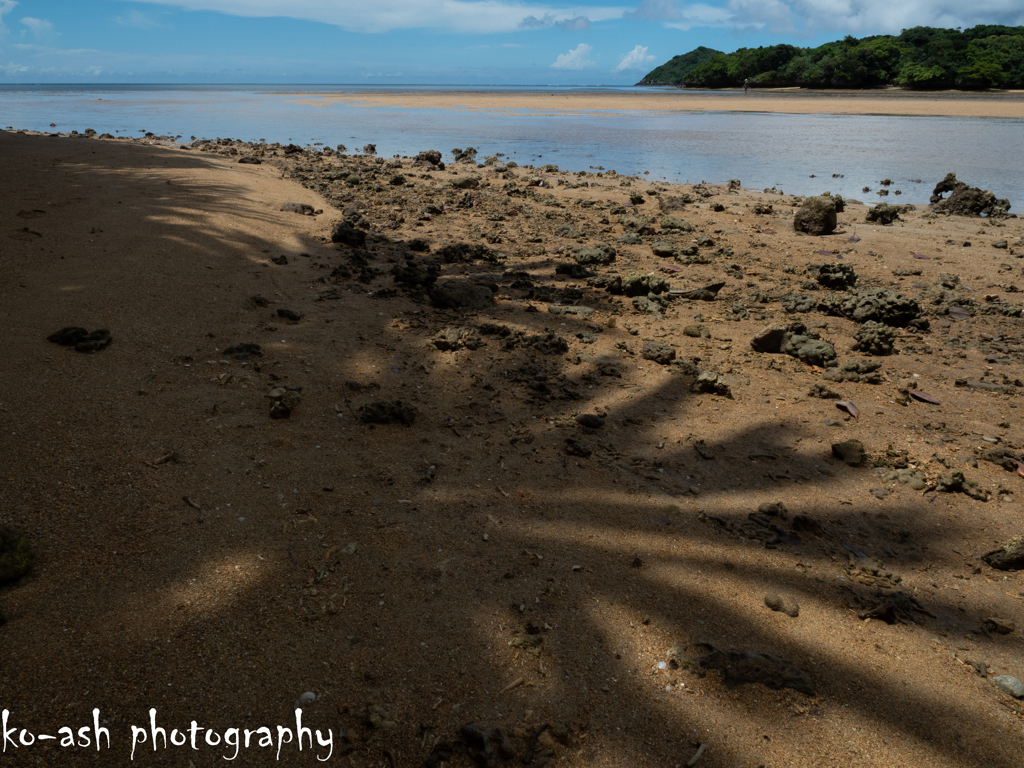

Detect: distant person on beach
[744,78,749,94]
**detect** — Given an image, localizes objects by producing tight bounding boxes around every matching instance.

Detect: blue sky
[1,0,1021,84]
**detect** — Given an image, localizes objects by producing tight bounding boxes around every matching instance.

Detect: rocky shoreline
[2,126,1024,768]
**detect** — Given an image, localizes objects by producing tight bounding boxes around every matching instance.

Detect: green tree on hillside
[639,25,1024,91]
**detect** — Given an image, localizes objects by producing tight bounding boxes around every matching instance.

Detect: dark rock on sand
[47,327,112,353]
[360,400,417,426]
[671,282,725,301]
[575,414,605,429]
[793,196,837,236]
[781,293,816,314]
[930,173,1011,218]
[865,203,914,225]
[565,437,592,457]
[764,593,800,618]
[813,263,857,290]
[331,221,367,247]
[823,359,883,384]
[983,537,1024,571]
[852,320,897,356]
[671,642,815,696]
[750,324,789,354]
[429,281,494,310]
[642,340,676,365]
[623,272,670,297]
[555,263,595,279]
[990,675,1024,699]
[223,342,262,359]
[267,386,302,420]
[276,308,304,322]
[392,259,440,289]
[415,149,443,167]
[832,440,866,466]
[690,371,733,398]
[819,287,921,327]
[660,215,694,232]
[0,525,34,583]
[573,242,616,266]
[280,202,314,215]
[429,327,481,351]
[780,333,837,367]
[438,242,498,264]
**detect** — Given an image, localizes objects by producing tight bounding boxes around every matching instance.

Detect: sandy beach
[2,127,1024,768]
[290,89,1024,118]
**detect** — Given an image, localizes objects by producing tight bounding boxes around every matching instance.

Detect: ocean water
[2,85,1022,207]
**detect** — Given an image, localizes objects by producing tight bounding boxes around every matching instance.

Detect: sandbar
[288,88,1024,118]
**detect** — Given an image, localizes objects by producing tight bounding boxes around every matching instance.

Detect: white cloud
[664,3,732,31]
[20,17,54,39]
[614,44,655,71]
[551,42,593,69]
[624,0,1024,34]
[623,0,680,20]
[123,1,627,34]
[1,61,28,74]
[114,10,166,29]
[0,0,17,36]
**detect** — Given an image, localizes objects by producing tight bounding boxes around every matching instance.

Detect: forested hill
[638,26,1024,90]
[635,46,722,85]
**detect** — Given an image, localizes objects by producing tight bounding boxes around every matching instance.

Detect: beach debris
[909,390,940,404]
[793,195,837,236]
[276,308,304,322]
[686,743,707,767]
[294,691,316,709]
[182,496,206,524]
[835,401,860,420]
[268,386,302,419]
[930,172,1011,218]
[47,327,112,353]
